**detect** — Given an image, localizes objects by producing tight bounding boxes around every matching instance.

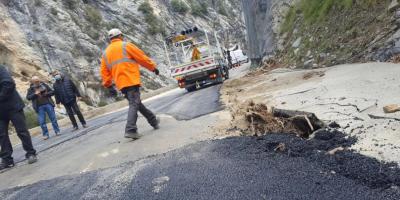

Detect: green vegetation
[217,1,228,16]
[297,0,380,24]
[189,1,208,17]
[50,7,58,15]
[85,5,103,26]
[25,109,39,129]
[138,1,153,15]
[64,0,78,10]
[280,6,296,33]
[97,100,108,107]
[278,0,391,67]
[138,1,166,35]
[34,0,42,7]
[171,0,189,14]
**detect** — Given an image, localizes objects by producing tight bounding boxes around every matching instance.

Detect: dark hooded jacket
[26,82,55,112]
[0,65,25,114]
[53,76,81,105]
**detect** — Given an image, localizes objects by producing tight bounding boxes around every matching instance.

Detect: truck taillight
[178,81,185,88]
[209,74,217,79]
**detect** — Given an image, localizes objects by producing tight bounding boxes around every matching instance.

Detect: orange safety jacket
[100,38,156,90]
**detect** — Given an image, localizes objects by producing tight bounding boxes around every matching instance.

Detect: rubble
[238,102,326,138]
[384,104,400,113]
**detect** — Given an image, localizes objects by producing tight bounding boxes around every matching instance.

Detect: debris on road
[383,104,400,113]
[302,71,325,80]
[233,101,327,138]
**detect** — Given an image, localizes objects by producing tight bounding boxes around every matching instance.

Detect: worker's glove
[107,86,118,98]
[154,68,160,76]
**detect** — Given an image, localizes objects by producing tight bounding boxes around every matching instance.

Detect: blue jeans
[38,104,60,136]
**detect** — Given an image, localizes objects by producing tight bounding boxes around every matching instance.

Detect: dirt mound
[230,102,326,138]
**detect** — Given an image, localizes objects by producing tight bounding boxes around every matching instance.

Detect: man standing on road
[0,65,37,170]
[52,71,87,131]
[26,76,60,140]
[100,29,160,139]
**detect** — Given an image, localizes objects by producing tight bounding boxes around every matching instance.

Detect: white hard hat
[108,28,123,40]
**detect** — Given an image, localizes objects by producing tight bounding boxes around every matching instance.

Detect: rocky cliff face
[241,0,295,66]
[242,0,400,68]
[0,0,244,105]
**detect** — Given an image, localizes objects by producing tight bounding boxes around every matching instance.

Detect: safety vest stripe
[122,42,127,58]
[102,52,111,69]
[104,42,137,70]
[109,58,137,69]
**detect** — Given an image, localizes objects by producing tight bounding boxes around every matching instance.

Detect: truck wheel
[185,86,196,92]
[224,67,230,80]
[217,68,224,84]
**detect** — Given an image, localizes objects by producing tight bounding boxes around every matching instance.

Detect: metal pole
[163,41,172,68]
[205,31,212,57]
[214,31,223,58]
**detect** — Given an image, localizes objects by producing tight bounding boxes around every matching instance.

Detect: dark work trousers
[0,110,36,163]
[124,87,157,133]
[64,101,86,128]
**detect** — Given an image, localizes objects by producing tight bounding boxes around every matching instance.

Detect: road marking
[152,176,170,193]
[81,162,94,173]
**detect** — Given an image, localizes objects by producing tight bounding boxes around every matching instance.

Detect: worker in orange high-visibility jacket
[100,29,160,139]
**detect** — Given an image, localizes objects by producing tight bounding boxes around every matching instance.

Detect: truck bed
[170,57,216,78]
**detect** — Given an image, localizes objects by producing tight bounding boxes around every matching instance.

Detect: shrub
[24,109,39,129]
[85,5,103,26]
[34,0,42,6]
[139,1,166,35]
[171,0,189,14]
[190,2,208,17]
[50,7,58,15]
[138,1,153,15]
[97,100,108,107]
[298,0,381,24]
[64,0,78,10]
[281,6,296,33]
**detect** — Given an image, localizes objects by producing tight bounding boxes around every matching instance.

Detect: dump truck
[163,27,229,92]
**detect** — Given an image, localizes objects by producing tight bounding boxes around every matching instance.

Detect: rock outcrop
[0,0,245,104]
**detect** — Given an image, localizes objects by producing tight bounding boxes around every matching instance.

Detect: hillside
[0,0,245,105]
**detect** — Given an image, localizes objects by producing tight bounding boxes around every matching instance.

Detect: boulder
[292,37,302,48]
[388,0,400,12]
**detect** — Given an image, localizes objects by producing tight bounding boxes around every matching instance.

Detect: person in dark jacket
[0,65,37,170]
[52,71,87,131]
[26,76,60,140]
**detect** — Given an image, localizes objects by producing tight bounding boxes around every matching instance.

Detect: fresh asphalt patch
[146,84,223,121]
[1,130,399,200]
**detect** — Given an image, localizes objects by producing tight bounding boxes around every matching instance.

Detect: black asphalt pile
[1,130,400,199]
[253,131,400,190]
[243,102,326,137]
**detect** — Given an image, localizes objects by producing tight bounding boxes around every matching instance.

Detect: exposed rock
[303,59,314,68]
[1,0,245,103]
[388,0,400,12]
[292,37,302,48]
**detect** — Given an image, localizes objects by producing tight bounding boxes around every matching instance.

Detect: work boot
[27,155,38,164]
[0,161,15,170]
[153,117,160,130]
[82,124,88,128]
[124,132,140,139]
[43,135,50,140]
[72,126,79,132]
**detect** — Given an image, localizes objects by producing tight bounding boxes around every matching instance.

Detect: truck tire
[185,85,196,92]
[224,66,230,80]
[217,68,224,84]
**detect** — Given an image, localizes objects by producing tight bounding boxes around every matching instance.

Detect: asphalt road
[1,134,399,200]
[3,63,398,199]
